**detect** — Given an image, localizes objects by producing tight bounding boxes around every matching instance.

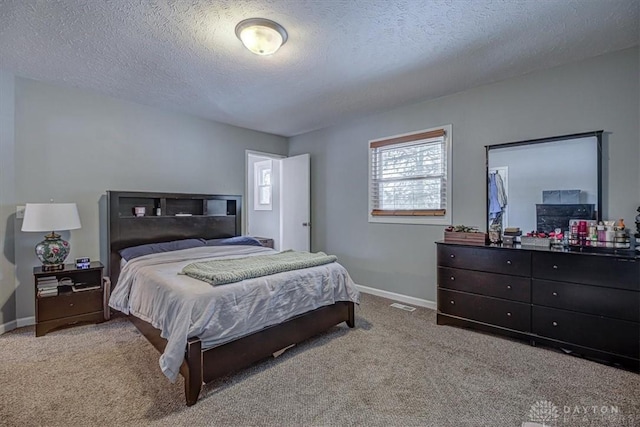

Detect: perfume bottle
[597,223,606,246]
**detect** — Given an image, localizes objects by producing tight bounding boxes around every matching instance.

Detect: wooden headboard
[107,191,242,287]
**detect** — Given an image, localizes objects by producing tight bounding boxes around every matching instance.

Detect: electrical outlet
[16,205,25,219]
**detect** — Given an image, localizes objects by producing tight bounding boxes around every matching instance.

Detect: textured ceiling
[1,0,638,137]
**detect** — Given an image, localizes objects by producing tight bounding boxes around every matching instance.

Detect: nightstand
[34,261,105,337]
[253,237,274,249]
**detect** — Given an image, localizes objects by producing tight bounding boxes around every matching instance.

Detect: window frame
[368,124,452,225]
[254,159,273,211]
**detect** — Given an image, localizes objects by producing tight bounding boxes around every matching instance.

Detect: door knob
[302,222,311,227]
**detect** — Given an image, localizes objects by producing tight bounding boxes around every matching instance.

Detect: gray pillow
[119,238,206,261]
[205,236,263,247]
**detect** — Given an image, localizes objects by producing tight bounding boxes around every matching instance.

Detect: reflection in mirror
[486,131,602,235]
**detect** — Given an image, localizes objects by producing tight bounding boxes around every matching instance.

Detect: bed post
[184,337,203,406]
[347,301,355,328]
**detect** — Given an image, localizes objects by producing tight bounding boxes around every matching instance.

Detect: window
[368,125,451,225]
[254,159,272,210]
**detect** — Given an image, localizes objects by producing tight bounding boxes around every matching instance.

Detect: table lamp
[21,203,81,270]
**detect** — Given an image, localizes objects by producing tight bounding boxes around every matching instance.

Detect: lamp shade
[22,203,81,232]
[22,203,81,270]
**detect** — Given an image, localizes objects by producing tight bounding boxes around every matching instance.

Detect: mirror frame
[485,130,603,232]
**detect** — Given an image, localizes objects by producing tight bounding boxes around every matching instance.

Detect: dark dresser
[436,242,639,370]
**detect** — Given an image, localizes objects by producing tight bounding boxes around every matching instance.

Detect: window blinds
[370,128,447,216]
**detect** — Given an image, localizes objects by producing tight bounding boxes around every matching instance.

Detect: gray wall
[289,47,639,303]
[6,77,288,326]
[0,71,16,329]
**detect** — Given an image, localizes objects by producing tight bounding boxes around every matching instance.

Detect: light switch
[16,205,25,219]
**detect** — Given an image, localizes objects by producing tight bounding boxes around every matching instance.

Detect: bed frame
[107,190,355,405]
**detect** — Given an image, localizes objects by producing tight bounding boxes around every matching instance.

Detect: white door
[280,154,311,251]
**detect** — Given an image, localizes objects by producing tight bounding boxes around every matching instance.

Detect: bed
[106,191,359,405]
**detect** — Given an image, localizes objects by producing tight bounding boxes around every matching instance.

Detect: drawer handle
[506,260,512,265]
[450,300,455,305]
[552,292,558,296]
[552,321,558,327]
[552,265,558,269]
[506,285,512,290]
[450,254,455,258]
[69,303,74,307]
[450,276,455,281]
[506,312,512,317]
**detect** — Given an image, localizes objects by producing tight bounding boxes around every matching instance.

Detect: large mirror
[486,131,602,235]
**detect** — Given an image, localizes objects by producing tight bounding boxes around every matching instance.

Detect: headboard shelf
[107,191,242,287]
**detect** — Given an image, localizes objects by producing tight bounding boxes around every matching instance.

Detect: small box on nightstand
[253,237,275,249]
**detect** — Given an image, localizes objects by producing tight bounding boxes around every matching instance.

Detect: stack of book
[37,276,59,297]
[502,227,522,245]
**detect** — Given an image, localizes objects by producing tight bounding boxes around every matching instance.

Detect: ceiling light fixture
[235,18,288,56]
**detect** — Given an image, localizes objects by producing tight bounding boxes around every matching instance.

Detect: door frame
[245,150,286,237]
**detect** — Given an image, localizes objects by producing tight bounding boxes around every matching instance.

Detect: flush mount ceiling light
[235,18,288,56]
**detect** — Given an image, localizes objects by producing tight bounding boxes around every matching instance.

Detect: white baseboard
[17,316,35,328]
[355,284,436,311]
[0,316,35,335]
[0,320,16,335]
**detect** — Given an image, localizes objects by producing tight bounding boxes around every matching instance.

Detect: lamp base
[35,232,71,270]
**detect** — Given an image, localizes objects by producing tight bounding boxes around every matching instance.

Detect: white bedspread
[109,245,360,382]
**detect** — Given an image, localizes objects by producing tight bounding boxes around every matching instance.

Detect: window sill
[368,215,451,225]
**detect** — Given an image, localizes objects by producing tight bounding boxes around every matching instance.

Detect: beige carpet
[1,293,638,427]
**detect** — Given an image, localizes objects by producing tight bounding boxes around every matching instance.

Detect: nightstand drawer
[438,267,531,302]
[37,290,103,322]
[438,288,531,332]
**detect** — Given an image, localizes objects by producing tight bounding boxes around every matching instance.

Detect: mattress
[109,245,360,382]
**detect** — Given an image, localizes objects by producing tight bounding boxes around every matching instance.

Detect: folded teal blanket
[181,250,338,285]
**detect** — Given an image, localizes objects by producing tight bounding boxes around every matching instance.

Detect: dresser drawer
[532,252,639,290]
[532,306,640,359]
[438,289,531,332]
[37,290,103,322]
[532,279,639,322]
[438,267,531,302]
[437,244,530,276]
